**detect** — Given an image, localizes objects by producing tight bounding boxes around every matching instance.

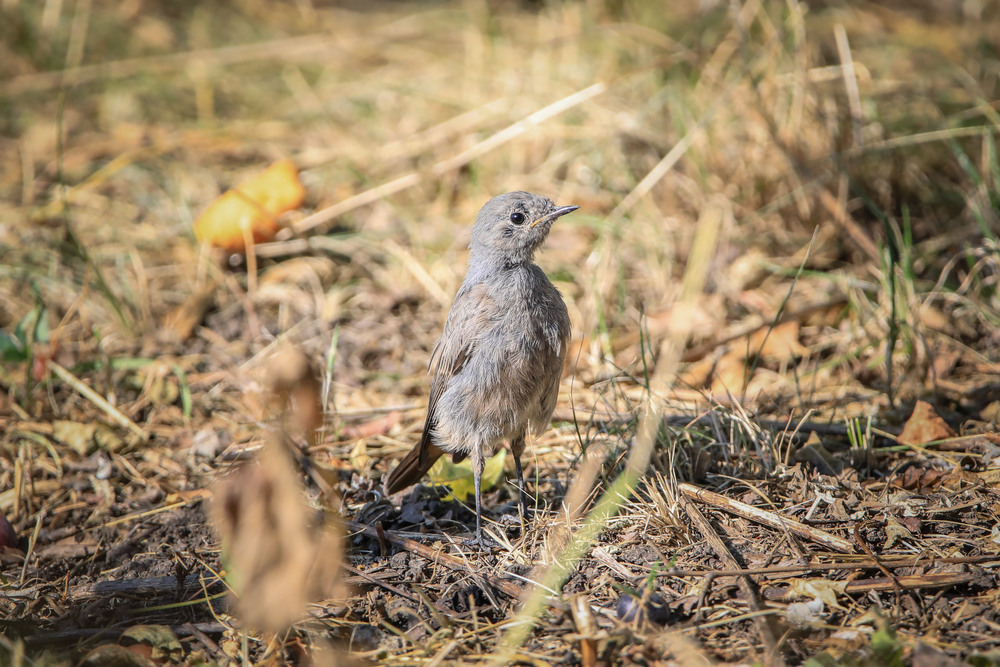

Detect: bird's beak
[529,205,579,228]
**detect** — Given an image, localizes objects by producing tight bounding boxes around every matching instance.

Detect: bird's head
[469,191,578,266]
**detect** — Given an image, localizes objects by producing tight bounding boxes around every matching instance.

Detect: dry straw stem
[2,33,334,95]
[492,198,724,662]
[284,83,606,237]
[680,494,785,667]
[677,483,855,553]
[47,360,150,442]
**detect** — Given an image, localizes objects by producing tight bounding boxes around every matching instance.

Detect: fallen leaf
[52,420,98,455]
[883,516,916,549]
[899,465,945,492]
[792,432,845,476]
[785,578,849,609]
[121,625,182,661]
[160,281,217,343]
[710,350,749,396]
[678,354,714,388]
[79,644,155,667]
[786,598,826,627]
[427,449,506,502]
[745,320,809,363]
[899,400,956,446]
[349,439,370,470]
[193,159,305,253]
[341,411,401,440]
[210,440,345,632]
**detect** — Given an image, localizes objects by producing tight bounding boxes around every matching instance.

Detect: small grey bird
[385,191,576,545]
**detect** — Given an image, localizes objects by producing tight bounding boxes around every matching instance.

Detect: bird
[384,191,576,545]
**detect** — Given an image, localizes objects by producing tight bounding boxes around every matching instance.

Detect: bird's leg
[463,445,492,548]
[511,435,530,529]
[473,460,484,543]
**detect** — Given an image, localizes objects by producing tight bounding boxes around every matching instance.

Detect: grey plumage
[385,191,576,544]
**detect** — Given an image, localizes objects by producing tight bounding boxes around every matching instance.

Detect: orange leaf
[898,400,956,446]
[193,159,305,252]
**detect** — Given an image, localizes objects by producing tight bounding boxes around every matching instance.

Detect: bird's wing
[385,283,496,494]
[425,282,496,433]
[537,299,571,429]
[538,329,569,425]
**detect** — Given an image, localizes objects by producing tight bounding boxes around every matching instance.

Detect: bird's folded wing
[385,283,497,494]
[425,283,499,447]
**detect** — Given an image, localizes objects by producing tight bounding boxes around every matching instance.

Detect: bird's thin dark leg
[463,451,497,549]
[511,435,530,529]
[473,464,483,544]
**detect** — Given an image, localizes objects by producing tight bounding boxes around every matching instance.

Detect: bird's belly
[433,343,559,449]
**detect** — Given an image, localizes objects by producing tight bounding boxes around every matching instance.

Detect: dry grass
[2,0,1000,665]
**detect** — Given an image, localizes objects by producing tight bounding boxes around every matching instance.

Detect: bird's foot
[462,533,499,550]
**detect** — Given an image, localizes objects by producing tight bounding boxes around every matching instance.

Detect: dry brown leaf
[899,465,946,492]
[210,440,345,632]
[883,515,916,549]
[646,300,720,343]
[899,400,956,446]
[349,439,369,470]
[51,420,121,454]
[745,320,809,363]
[710,350,748,396]
[160,281,217,343]
[678,354,714,388]
[341,411,401,440]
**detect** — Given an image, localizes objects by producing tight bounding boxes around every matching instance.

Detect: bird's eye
[510,211,526,225]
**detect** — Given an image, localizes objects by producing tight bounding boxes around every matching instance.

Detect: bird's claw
[463,534,499,550]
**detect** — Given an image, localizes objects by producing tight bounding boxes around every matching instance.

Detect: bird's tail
[384,440,445,496]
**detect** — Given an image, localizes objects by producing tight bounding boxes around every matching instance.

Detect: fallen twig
[680,495,787,667]
[343,520,523,600]
[679,482,856,553]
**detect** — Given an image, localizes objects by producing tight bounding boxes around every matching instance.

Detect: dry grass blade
[289,82,606,237]
[678,482,855,553]
[680,494,786,667]
[47,361,150,442]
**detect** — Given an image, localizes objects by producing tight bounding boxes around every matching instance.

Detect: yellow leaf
[426,449,507,502]
[193,159,306,253]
